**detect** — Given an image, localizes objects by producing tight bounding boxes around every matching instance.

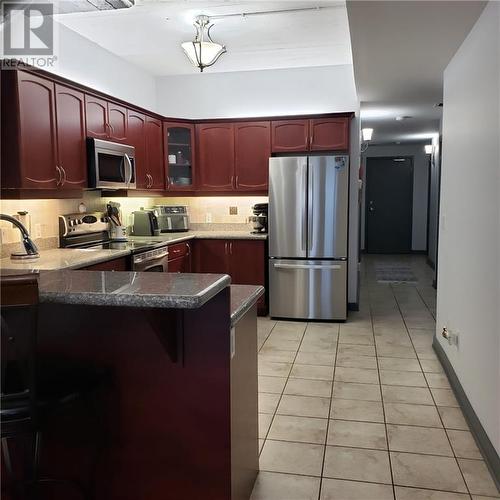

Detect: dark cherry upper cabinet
[108,103,128,142]
[54,85,87,189]
[127,110,147,188]
[196,123,235,191]
[164,122,195,191]
[145,117,165,190]
[8,71,59,188]
[234,122,270,191]
[310,117,349,151]
[271,120,309,152]
[85,95,108,139]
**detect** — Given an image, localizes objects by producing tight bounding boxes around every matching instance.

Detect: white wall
[48,22,157,112]
[437,0,499,455]
[156,65,358,119]
[360,144,430,251]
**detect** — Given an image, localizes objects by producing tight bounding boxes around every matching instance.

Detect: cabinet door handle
[150,174,154,188]
[230,175,234,187]
[230,242,233,254]
[61,166,67,186]
[235,175,239,188]
[186,242,191,256]
[55,166,62,186]
[108,122,115,133]
[224,242,228,254]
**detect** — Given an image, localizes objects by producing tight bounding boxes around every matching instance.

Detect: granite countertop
[36,270,230,309]
[129,230,267,246]
[230,285,265,326]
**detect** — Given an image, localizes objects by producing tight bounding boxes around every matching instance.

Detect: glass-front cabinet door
[164,122,195,190]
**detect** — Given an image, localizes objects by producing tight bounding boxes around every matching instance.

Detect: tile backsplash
[0,193,268,248]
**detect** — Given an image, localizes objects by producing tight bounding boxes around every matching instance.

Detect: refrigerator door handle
[301,164,308,251]
[308,165,314,252]
[274,263,343,270]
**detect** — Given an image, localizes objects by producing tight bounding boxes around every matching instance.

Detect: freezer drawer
[269,259,347,320]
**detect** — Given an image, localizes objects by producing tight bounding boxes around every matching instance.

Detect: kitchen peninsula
[1,268,262,500]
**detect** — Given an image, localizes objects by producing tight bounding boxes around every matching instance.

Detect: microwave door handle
[124,154,133,186]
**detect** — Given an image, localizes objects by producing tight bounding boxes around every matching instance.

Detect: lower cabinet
[167,241,192,273]
[194,239,267,315]
[80,257,129,271]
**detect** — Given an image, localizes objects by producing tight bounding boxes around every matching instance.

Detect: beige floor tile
[264,338,301,351]
[295,351,335,366]
[284,378,333,398]
[338,344,376,357]
[267,329,304,341]
[277,395,330,419]
[339,332,375,345]
[321,478,394,500]
[328,420,387,449]
[395,486,470,500]
[447,430,482,459]
[250,471,320,500]
[419,358,445,373]
[268,415,328,444]
[336,354,377,369]
[415,347,439,360]
[387,424,453,456]
[379,370,427,387]
[438,407,469,430]
[323,446,392,484]
[335,367,380,384]
[259,440,324,477]
[425,372,451,389]
[273,321,307,336]
[258,349,296,363]
[431,388,460,407]
[375,336,413,348]
[391,452,467,492]
[299,339,337,354]
[259,376,287,394]
[377,345,418,359]
[259,393,281,414]
[382,385,434,405]
[378,357,422,372]
[258,360,292,377]
[259,413,273,439]
[259,439,265,453]
[305,322,339,337]
[458,458,500,496]
[333,382,382,402]
[331,398,384,423]
[290,364,334,381]
[384,402,442,427]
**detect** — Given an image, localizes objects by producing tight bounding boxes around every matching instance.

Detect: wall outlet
[205,213,212,223]
[229,206,238,215]
[34,223,42,239]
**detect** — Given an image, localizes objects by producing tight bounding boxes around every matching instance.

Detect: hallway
[252,255,499,499]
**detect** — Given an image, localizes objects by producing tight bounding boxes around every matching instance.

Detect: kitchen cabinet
[55,85,87,189]
[145,116,165,190]
[234,122,270,191]
[85,96,128,143]
[164,122,194,191]
[168,241,192,272]
[80,257,129,271]
[271,117,349,152]
[127,110,147,188]
[196,123,235,191]
[194,239,266,314]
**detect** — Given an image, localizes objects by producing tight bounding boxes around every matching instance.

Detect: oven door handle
[134,250,169,264]
[124,154,133,186]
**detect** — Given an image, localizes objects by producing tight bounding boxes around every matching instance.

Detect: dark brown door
[127,110,147,188]
[196,124,235,191]
[168,255,191,273]
[55,84,87,189]
[17,71,58,188]
[108,103,128,142]
[310,118,349,151]
[366,157,414,253]
[85,95,108,139]
[271,120,309,152]
[229,240,265,286]
[234,122,270,191]
[194,239,229,274]
[145,116,165,190]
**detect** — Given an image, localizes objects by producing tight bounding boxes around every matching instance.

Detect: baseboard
[433,338,500,489]
[411,250,427,254]
[348,302,359,312]
[426,257,436,270]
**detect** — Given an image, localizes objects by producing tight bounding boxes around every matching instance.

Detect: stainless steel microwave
[87,138,136,190]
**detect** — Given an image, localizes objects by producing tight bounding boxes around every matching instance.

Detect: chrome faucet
[0,214,40,260]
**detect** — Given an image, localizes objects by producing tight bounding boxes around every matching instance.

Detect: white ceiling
[55,1,353,76]
[347,1,486,144]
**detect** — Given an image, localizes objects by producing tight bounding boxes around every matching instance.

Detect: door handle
[301,165,307,251]
[308,166,313,251]
[274,263,342,270]
[55,166,63,186]
[124,154,133,185]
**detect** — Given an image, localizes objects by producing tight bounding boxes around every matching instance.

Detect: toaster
[154,205,190,233]
[130,210,160,236]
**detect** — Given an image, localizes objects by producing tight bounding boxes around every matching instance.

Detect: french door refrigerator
[268,155,349,320]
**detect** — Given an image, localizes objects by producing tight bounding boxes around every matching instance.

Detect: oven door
[132,248,169,272]
[89,139,136,189]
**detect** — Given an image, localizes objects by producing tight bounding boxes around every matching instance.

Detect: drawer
[168,241,191,260]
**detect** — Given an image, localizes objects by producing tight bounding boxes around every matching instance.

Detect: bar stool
[1,273,93,500]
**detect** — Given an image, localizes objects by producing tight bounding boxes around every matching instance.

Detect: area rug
[375,265,419,284]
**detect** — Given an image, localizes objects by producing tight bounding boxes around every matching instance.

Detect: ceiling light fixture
[424,144,433,154]
[181,15,226,72]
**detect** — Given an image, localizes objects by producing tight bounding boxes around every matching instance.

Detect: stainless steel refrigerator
[268,155,349,320]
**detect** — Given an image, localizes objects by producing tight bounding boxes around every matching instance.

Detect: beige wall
[0,193,267,245]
